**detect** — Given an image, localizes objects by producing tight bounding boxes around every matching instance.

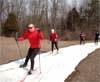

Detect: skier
[18,23,44,75]
[50,29,59,53]
[94,31,99,44]
[80,32,86,44]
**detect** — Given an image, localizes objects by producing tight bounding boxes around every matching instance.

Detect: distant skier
[80,32,86,44]
[50,29,59,53]
[94,31,99,44]
[18,23,44,75]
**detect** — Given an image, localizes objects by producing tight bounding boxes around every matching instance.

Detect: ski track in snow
[0,43,100,82]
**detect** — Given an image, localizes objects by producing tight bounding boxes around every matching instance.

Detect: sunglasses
[28,27,32,29]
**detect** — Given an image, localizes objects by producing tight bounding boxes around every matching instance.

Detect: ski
[19,67,41,82]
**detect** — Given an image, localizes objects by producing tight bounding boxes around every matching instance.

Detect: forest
[0,0,100,40]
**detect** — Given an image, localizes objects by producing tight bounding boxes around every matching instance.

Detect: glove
[18,37,24,41]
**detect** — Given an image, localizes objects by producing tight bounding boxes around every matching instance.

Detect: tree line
[0,0,100,40]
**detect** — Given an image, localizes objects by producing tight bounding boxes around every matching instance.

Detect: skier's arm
[18,32,28,41]
[39,32,44,40]
[37,28,44,40]
[55,33,58,41]
[56,33,58,39]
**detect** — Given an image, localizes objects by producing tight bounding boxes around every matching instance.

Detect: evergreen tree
[2,12,19,36]
[66,8,80,31]
[87,0,100,31]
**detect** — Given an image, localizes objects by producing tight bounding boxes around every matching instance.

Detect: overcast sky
[66,0,89,11]
[48,0,89,11]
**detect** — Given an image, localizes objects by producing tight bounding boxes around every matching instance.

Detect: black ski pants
[80,38,85,44]
[51,41,59,52]
[24,48,40,70]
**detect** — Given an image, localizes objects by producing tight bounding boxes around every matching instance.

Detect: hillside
[65,48,100,82]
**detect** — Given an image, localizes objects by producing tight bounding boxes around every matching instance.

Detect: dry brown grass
[65,48,100,82]
[0,36,79,64]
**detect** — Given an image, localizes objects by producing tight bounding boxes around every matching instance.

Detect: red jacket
[18,29,44,48]
[50,32,58,42]
[80,32,85,40]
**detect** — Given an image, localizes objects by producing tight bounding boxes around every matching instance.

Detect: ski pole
[39,50,41,73]
[15,32,23,62]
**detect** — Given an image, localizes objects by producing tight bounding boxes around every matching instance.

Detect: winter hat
[28,24,34,28]
[51,29,55,33]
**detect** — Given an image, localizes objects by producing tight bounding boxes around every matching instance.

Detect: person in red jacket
[18,23,44,75]
[50,29,59,53]
[80,31,86,44]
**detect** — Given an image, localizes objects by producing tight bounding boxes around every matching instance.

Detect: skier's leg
[55,42,59,51]
[80,39,81,44]
[83,39,85,44]
[95,39,98,44]
[24,48,33,65]
[20,48,32,68]
[96,39,97,44]
[51,42,54,52]
[28,48,40,74]
[97,39,98,44]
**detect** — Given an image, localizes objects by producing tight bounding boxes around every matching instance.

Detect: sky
[25,0,89,15]
[66,0,88,11]
[48,0,89,12]
[48,0,86,8]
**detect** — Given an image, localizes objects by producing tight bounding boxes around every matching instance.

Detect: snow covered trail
[0,43,100,82]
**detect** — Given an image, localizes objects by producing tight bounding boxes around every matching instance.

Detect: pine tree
[87,0,100,31]
[66,8,80,31]
[2,12,19,36]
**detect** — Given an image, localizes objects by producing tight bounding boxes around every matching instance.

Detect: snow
[0,43,100,82]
